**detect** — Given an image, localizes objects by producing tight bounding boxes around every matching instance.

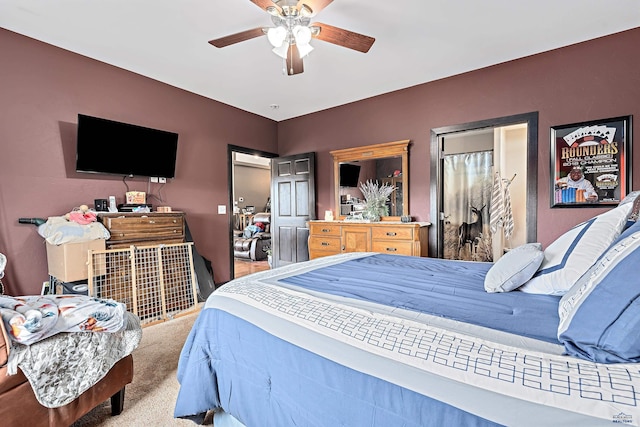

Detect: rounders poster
[551,116,631,207]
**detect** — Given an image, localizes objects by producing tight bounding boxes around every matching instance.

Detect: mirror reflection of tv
[76,114,178,178]
[339,163,361,187]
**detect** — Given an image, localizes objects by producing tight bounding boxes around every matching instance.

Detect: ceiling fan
[209,0,375,76]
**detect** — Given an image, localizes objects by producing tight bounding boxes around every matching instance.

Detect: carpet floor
[71,308,210,427]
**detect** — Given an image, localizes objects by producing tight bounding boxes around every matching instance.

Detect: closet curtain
[442,151,493,261]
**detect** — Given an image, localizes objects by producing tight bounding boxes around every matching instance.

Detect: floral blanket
[0,295,142,407]
[0,295,126,345]
[6,312,142,408]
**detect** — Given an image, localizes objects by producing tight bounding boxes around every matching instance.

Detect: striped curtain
[490,171,515,249]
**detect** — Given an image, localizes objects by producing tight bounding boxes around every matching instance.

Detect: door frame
[227,145,278,280]
[429,112,539,258]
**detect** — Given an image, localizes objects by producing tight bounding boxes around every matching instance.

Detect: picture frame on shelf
[550,116,632,208]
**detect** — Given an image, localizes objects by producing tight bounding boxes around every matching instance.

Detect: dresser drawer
[102,215,184,242]
[309,223,341,237]
[371,240,414,256]
[309,235,342,254]
[371,226,414,241]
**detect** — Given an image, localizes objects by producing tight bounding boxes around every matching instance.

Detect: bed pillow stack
[557,220,640,363]
[484,243,544,293]
[518,202,632,295]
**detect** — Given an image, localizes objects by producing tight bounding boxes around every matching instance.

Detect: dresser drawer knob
[321,228,331,233]
[386,247,397,252]
[149,220,156,224]
[173,230,177,233]
[386,232,397,236]
[321,242,330,246]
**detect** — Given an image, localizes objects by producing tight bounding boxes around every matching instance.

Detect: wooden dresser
[98,212,186,248]
[308,220,430,260]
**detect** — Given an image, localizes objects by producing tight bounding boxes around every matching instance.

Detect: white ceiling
[1,0,640,122]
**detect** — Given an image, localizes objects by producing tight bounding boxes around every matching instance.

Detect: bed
[175,196,640,427]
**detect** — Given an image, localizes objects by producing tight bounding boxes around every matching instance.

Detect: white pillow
[484,243,544,293]
[518,203,632,295]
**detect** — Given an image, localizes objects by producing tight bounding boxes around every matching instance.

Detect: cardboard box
[46,239,106,282]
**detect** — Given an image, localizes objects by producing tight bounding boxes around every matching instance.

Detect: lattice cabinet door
[88,243,198,326]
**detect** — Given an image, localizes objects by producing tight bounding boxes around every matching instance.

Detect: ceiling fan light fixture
[293,25,312,45]
[297,43,314,58]
[267,26,287,47]
[272,43,289,59]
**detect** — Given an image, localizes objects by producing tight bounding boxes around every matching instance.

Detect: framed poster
[551,116,632,207]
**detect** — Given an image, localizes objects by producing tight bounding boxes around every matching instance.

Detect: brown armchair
[234,212,271,261]
[0,318,134,426]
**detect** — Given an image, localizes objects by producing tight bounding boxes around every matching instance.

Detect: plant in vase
[359,179,396,222]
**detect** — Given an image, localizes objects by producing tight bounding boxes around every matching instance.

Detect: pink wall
[279,27,640,249]
[0,29,277,294]
[2,26,640,295]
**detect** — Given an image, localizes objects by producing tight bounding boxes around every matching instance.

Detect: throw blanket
[37,215,110,245]
[6,312,142,408]
[0,295,126,345]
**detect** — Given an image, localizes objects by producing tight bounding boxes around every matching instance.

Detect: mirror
[331,140,410,220]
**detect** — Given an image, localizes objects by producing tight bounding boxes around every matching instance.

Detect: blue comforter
[280,254,561,343]
[175,254,565,427]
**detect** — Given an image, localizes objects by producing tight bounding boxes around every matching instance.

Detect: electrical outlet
[158,177,167,184]
[150,177,159,183]
[218,205,227,214]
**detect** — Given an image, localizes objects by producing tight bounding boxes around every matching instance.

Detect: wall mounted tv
[76,114,178,178]
[339,163,361,187]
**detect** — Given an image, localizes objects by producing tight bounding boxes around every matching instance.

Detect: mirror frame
[331,140,410,220]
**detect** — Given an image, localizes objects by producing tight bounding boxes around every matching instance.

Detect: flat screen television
[339,163,361,187]
[76,114,179,178]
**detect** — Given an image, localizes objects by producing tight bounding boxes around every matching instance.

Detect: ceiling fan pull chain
[289,45,294,75]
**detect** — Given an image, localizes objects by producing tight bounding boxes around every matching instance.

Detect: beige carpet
[72,307,212,427]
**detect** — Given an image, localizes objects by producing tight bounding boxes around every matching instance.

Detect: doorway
[228,145,277,279]
[430,112,539,260]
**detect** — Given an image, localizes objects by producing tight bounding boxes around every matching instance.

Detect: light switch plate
[218,205,226,214]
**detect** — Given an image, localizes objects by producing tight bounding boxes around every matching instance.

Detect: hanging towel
[489,172,504,235]
[502,177,514,240]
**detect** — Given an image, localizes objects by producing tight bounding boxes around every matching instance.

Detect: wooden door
[341,226,371,253]
[271,152,316,268]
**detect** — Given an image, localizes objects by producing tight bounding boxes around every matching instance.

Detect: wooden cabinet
[342,226,371,253]
[308,221,430,260]
[382,177,403,217]
[98,212,185,248]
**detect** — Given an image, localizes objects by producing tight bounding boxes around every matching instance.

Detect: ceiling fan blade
[208,28,266,48]
[312,22,375,53]
[301,0,333,16]
[250,0,277,11]
[286,44,304,75]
